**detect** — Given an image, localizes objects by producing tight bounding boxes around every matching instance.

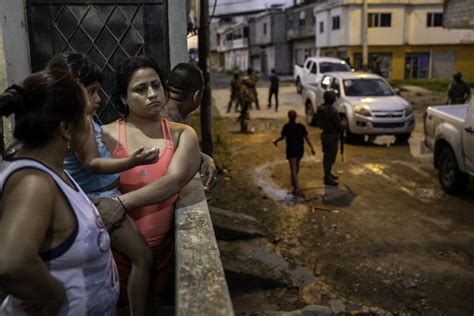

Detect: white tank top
[0,158,119,316]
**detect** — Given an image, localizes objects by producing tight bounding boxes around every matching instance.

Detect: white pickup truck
[294,57,351,94]
[424,99,474,193]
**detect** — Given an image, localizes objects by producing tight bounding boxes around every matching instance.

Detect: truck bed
[428,105,467,124]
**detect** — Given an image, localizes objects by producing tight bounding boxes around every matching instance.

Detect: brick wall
[443,0,474,29]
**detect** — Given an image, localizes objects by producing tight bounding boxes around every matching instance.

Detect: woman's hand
[129,146,160,167]
[272,139,278,147]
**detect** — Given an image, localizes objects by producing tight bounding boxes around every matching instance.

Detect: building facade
[286,2,317,69]
[443,0,474,29]
[248,9,291,75]
[314,0,474,79]
[209,20,249,72]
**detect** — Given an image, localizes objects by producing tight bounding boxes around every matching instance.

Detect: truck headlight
[354,105,372,117]
[405,105,413,116]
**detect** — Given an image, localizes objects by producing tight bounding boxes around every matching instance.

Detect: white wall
[407,5,474,44]
[316,1,474,49]
[328,7,343,47]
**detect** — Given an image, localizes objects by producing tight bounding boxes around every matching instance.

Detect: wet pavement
[208,77,474,315]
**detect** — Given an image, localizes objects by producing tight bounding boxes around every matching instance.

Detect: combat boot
[324,176,338,186]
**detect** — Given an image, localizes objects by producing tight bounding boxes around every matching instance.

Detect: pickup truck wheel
[395,133,411,143]
[341,115,363,144]
[305,102,316,126]
[438,146,469,194]
[296,78,302,94]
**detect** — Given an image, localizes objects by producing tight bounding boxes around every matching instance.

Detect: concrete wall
[0,0,31,86]
[443,0,474,29]
[169,0,188,67]
[292,39,316,66]
[254,15,272,45]
[272,12,287,43]
[317,1,474,48]
[406,5,474,45]
[286,4,316,40]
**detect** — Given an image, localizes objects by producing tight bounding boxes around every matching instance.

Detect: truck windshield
[319,62,351,73]
[343,79,394,96]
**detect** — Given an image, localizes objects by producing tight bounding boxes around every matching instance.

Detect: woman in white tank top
[0,70,119,315]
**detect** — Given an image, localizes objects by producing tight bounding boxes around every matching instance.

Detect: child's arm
[304,135,316,155]
[75,121,159,174]
[272,136,285,146]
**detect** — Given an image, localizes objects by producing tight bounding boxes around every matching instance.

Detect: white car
[302,72,415,142]
[294,57,351,94]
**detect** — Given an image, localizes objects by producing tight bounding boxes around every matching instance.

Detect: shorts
[286,147,304,160]
[87,187,121,199]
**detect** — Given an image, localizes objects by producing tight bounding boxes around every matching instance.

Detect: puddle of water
[255,161,302,206]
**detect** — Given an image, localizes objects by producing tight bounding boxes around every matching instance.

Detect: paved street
[209,81,474,315]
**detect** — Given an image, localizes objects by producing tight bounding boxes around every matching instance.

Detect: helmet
[323,90,337,103]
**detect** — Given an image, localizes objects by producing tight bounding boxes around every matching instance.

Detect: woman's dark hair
[114,55,168,106]
[0,70,86,148]
[48,53,102,86]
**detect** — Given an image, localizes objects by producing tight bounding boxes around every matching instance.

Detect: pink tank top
[112,118,178,246]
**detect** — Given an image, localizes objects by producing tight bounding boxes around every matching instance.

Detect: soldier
[320,91,342,186]
[227,71,241,113]
[238,74,255,133]
[446,72,471,105]
[247,67,260,110]
[267,68,280,112]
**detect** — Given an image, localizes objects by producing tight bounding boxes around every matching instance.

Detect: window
[312,12,316,26]
[243,26,249,38]
[319,21,324,33]
[427,13,443,27]
[311,63,317,74]
[332,16,340,30]
[319,62,351,73]
[263,23,267,35]
[288,16,294,30]
[305,60,313,70]
[353,53,392,78]
[368,13,391,27]
[299,11,306,29]
[226,33,232,41]
[343,79,394,96]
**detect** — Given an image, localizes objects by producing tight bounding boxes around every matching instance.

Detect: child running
[48,53,157,316]
[273,110,315,198]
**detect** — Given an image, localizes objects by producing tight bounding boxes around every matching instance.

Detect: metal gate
[26,0,169,124]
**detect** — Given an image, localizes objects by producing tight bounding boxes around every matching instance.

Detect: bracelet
[116,196,128,212]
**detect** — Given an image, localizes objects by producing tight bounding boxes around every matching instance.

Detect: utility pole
[198,0,214,156]
[362,0,369,71]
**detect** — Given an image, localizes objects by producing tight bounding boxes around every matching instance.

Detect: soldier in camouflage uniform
[238,75,255,133]
[446,72,471,105]
[247,68,260,110]
[227,72,241,113]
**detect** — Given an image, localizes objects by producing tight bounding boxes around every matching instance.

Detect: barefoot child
[49,53,157,316]
[273,110,315,197]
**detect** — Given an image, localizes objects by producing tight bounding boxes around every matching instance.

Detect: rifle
[340,130,345,162]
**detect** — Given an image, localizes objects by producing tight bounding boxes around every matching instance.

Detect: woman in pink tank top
[99,56,201,309]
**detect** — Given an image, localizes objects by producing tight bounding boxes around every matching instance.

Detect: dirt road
[207,78,474,315]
